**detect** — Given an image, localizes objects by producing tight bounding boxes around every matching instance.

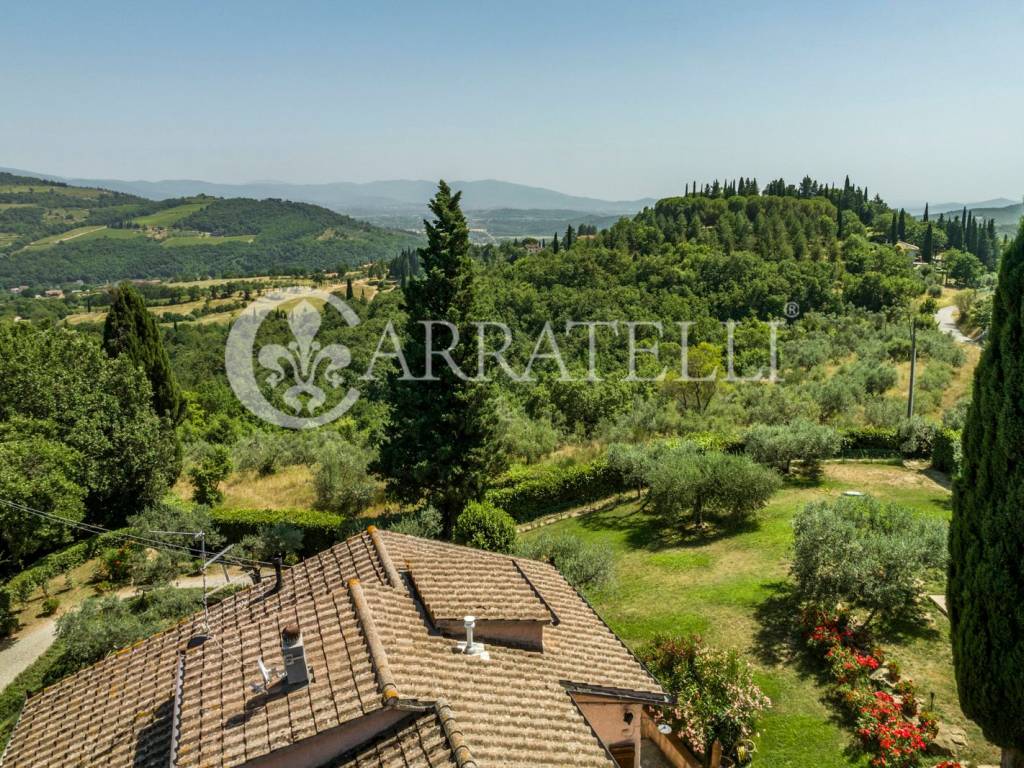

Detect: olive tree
[792,495,947,628]
[744,419,841,475]
[646,446,780,531]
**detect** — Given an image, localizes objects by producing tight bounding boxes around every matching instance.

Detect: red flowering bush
[855,691,929,767]
[800,607,938,767]
[932,762,962,768]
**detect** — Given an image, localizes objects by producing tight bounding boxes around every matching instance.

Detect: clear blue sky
[3,0,1022,204]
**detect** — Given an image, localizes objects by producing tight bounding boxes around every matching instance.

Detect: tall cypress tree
[102,283,185,424]
[889,213,899,244]
[897,208,907,241]
[374,181,505,536]
[345,277,354,300]
[923,223,933,263]
[949,222,1024,767]
[923,202,929,223]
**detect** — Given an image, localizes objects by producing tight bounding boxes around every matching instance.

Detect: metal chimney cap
[463,615,476,626]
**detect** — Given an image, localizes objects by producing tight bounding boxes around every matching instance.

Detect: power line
[0,497,272,568]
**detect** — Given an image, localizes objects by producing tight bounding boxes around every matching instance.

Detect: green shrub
[235,523,305,566]
[516,532,614,592]
[387,505,443,539]
[2,534,115,606]
[896,417,936,458]
[485,459,626,522]
[187,444,232,506]
[792,496,948,628]
[840,426,900,457]
[931,428,962,476]
[40,597,60,616]
[211,507,346,554]
[0,588,17,638]
[312,442,375,516]
[453,501,517,553]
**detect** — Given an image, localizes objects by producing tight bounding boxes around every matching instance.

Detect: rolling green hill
[0,174,422,285]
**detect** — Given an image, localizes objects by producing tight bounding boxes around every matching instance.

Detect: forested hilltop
[0,172,422,285]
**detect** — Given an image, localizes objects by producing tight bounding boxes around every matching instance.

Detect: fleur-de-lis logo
[226,288,361,429]
[257,300,351,414]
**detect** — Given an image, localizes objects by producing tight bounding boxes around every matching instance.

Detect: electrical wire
[0,497,273,568]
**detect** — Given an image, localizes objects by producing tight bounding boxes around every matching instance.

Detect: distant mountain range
[904,198,1020,216]
[0,168,655,218]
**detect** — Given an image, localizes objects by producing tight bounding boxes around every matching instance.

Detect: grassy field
[160,233,256,247]
[133,201,210,228]
[23,225,108,248]
[524,460,997,766]
[173,465,318,509]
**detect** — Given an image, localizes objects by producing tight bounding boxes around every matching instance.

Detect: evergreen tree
[949,222,1024,767]
[889,213,899,244]
[564,224,575,249]
[345,277,354,300]
[923,202,929,223]
[923,223,933,263]
[374,181,505,536]
[552,232,560,253]
[102,283,185,424]
[897,208,906,241]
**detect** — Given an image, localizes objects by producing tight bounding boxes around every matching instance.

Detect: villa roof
[2,530,667,768]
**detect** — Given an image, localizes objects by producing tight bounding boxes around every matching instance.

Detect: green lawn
[524,460,997,766]
[134,201,210,228]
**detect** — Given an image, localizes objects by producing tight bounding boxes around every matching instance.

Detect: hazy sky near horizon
[3,0,1022,204]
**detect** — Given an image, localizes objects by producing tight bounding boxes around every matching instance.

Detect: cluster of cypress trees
[934,206,999,268]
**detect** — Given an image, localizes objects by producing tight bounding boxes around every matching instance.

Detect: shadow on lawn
[752,582,868,760]
[576,504,760,551]
[751,581,812,669]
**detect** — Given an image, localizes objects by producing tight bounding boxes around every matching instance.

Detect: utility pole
[907,317,917,419]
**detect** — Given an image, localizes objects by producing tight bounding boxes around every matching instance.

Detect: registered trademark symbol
[784,301,800,319]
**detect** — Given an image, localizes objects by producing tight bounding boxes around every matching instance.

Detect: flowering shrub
[801,607,937,768]
[856,691,928,767]
[642,635,770,761]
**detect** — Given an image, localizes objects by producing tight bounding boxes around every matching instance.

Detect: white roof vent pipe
[456,615,486,656]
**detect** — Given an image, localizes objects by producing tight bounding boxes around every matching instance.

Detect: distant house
[522,238,543,254]
[3,530,685,768]
[896,241,921,259]
[42,289,64,298]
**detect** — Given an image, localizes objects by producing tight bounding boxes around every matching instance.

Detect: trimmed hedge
[931,428,962,476]
[839,426,901,456]
[2,532,119,607]
[210,508,347,555]
[485,459,627,523]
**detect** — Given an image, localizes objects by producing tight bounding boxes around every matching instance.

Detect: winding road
[934,304,976,344]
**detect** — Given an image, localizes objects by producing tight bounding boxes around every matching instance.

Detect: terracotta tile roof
[2,530,667,768]
[407,554,553,624]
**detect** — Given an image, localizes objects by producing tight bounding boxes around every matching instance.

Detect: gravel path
[0,619,57,690]
[934,304,975,344]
